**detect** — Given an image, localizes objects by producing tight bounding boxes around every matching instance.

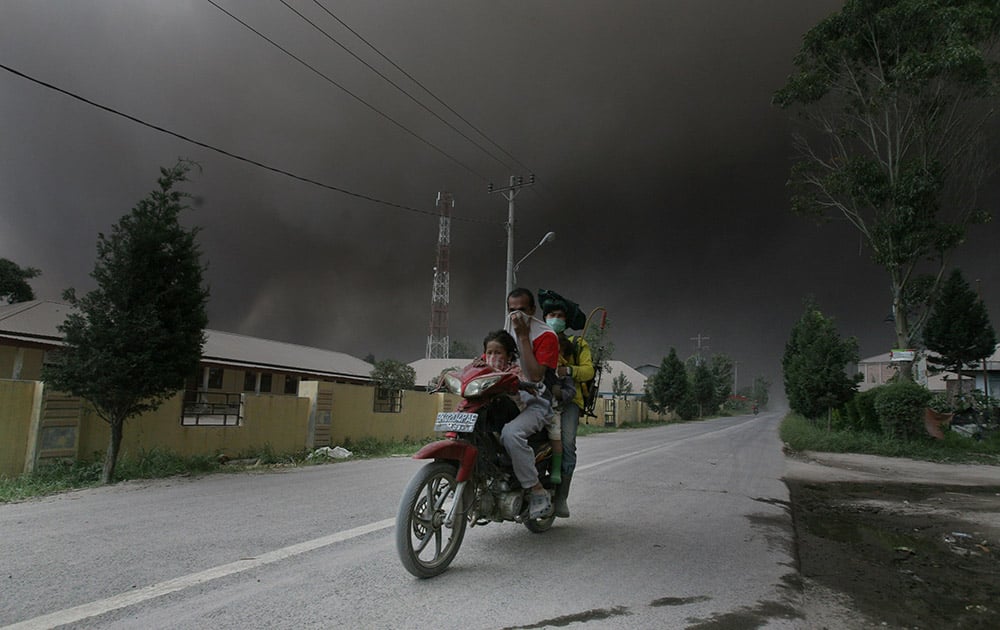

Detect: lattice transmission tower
[426,192,453,359]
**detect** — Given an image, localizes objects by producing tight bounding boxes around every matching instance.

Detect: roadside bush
[675,394,699,421]
[874,381,931,440]
[927,392,954,413]
[844,388,880,433]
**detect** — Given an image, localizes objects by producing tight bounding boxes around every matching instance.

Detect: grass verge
[780,413,1000,464]
[0,438,434,504]
[3,422,697,503]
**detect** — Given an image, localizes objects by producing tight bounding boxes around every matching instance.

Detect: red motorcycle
[395,362,556,578]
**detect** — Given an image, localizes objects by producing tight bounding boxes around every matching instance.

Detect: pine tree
[923,269,997,389]
[645,348,691,418]
[692,361,716,418]
[782,301,861,421]
[43,161,208,484]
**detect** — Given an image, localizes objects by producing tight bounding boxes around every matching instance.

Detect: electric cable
[311,0,535,175]
[0,62,501,225]
[204,0,491,184]
[309,1,558,207]
[279,0,518,174]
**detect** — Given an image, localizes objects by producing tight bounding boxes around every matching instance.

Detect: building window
[181,391,243,426]
[244,371,257,392]
[259,373,272,393]
[207,367,224,389]
[374,385,402,413]
[284,376,299,395]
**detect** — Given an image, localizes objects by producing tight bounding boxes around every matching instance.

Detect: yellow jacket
[558,335,595,409]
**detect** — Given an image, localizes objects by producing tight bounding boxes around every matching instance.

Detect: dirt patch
[789,480,1000,629]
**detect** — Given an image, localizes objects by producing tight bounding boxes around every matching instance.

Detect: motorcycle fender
[413,440,478,482]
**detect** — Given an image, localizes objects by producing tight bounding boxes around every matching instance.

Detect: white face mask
[546,317,567,334]
[485,354,506,370]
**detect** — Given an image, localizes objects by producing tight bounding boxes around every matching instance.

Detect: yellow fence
[0,380,43,478]
[1,379,455,478]
[1,379,667,480]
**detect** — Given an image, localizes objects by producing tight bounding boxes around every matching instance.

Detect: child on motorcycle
[478,330,562,508]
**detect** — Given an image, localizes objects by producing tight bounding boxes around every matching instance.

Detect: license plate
[434,412,478,432]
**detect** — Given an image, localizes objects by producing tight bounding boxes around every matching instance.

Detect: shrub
[874,381,931,440]
[927,392,954,413]
[845,388,881,433]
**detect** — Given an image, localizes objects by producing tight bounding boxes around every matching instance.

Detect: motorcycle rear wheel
[396,461,468,578]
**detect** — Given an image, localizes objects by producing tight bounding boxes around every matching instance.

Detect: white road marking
[575,440,675,472]
[3,518,395,630]
[576,419,748,472]
[7,424,744,629]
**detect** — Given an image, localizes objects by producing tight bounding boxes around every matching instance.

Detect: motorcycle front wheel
[524,512,555,533]
[395,461,468,578]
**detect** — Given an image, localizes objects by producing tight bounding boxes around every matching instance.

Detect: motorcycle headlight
[464,373,505,397]
[443,373,463,395]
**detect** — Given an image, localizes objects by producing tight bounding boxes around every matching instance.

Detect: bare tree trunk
[102,418,124,484]
[891,275,915,382]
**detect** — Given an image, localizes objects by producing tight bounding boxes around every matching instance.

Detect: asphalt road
[1,413,800,629]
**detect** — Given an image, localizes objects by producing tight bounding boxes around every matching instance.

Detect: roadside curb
[783,450,1000,486]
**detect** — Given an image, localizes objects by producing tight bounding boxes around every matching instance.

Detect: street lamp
[511,231,556,287]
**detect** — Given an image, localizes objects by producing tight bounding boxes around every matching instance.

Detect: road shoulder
[784,451,1000,629]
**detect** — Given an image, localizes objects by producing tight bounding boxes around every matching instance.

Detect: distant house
[597,360,647,399]
[635,363,659,379]
[409,357,470,391]
[0,301,374,394]
[855,350,982,395]
[931,343,1000,399]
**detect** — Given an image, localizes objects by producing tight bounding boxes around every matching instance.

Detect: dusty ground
[785,452,1000,629]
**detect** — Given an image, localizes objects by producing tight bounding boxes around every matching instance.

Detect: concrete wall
[1,377,455,477]
[0,379,42,477]
[0,345,45,380]
[326,382,444,445]
[76,391,313,462]
[581,397,673,426]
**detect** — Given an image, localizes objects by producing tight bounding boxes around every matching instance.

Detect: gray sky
[2,1,998,395]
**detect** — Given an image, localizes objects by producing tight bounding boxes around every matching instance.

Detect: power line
[310,0,535,175]
[309,2,559,208]
[203,0,491,183]
[0,62,501,225]
[278,0,519,174]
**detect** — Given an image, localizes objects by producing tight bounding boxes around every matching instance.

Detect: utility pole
[488,174,535,298]
[426,193,453,359]
[691,333,710,364]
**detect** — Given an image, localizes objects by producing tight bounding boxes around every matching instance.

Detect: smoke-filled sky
[2,1,999,395]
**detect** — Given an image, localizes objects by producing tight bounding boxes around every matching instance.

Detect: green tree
[370,359,416,391]
[737,376,772,410]
[751,376,771,409]
[782,301,861,421]
[43,161,208,484]
[584,313,614,367]
[709,354,734,409]
[774,0,1000,380]
[923,268,997,390]
[645,348,691,418]
[692,361,716,418]
[612,371,633,399]
[0,258,41,304]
